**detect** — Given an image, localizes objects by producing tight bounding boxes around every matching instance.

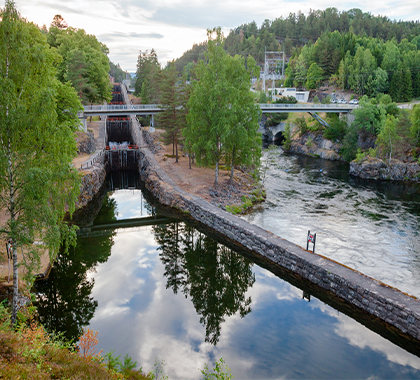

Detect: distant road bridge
[80,103,357,118]
[79,103,357,132]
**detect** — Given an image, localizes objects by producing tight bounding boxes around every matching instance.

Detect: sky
[12,0,420,73]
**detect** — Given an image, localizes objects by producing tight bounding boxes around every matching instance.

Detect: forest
[174,8,420,102]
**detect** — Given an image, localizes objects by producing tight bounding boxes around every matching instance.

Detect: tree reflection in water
[154,222,255,345]
[33,196,117,343]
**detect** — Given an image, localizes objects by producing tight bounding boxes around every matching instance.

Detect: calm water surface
[34,175,420,379]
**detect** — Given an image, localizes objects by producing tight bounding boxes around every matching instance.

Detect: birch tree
[0,1,81,324]
[185,29,261,185]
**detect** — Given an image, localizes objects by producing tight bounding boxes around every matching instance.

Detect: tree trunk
[215,160,219,185]
[175,138,178,163]
[229,147,236,184]
[11,245,18,326]
[229,160,235,184]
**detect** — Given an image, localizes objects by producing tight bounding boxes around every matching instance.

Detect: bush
[321,94,331,104]
[265,113,288,126]
[274,95,297,104]
[296,116,308,136]
[282,123,292,150]
[340,125,359,161]
[323,114,347,141]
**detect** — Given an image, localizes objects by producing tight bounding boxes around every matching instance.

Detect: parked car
[349,99,359,104]
[337,99,347,104]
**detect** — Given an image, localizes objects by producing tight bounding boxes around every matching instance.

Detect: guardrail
[259,103,357,112]
[79,148,106,170]
[84,104,161,112]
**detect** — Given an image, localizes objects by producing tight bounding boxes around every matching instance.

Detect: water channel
[33,153,420,379]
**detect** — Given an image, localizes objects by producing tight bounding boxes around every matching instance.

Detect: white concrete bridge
[80,103,357,118]
[79,103,357,132]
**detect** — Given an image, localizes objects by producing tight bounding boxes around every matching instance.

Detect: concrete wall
[129,118,420,348]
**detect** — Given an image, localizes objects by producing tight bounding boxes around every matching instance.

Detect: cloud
[98,31,164,43]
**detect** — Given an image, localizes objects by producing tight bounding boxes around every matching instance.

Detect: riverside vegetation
[0,300,233,379]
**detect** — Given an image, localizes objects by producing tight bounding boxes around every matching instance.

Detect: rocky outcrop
[76,130,96,154]
[76,165,107,209]
[289,132,343,161]
[350,157,420,181]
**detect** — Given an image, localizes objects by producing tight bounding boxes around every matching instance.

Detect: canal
[34,154,420,378]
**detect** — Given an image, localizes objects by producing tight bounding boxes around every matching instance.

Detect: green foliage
[156,63,189,162]
[201,357,234,380]
[282,123,292,150]
[340,124,359,161]
[134,49,161,101]
[258,91,270,103]
[105,349,122,371]
[0,0,81,324]
[306,62,324,89]
[274,96,297,104]
[0,301,11,332]
[48,26,112,104]
[265,113,288,126]
[109,61,126,84]
[321,94,331,104]
[306,136,314,147]
[352,96,385,135]
[411,104,420,146]
[225,196,253,214]
[376,114,400,162]
[323,114,347,141]
[296,116,308,136]
[185,28,261,184]
[355,148,366,163]
[313,95,320,103]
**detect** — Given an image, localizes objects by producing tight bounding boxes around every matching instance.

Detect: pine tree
[389,68,403,102]
[401,67,413,102]
[156,63,186,162]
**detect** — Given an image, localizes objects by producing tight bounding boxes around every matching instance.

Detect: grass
[225,187,266,214]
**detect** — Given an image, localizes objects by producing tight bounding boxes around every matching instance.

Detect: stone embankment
[77,165,107,209]
[130,118,420,349]
[350,156,420,181]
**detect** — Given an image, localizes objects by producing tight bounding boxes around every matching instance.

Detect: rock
[76,131,96,154]
[289,132,344,161]
[350,157,420,181]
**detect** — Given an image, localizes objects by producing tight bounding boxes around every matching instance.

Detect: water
[34,175,420,379]
[244,148,420,298]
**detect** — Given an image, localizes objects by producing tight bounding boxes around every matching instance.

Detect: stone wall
[289,132,343,161]
[77,165,107,209]
[132,120,420,346]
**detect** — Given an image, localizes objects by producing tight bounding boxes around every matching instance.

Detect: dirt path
[149,128,262,208]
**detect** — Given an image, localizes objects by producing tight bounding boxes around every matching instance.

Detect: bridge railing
[83,104,161,112]
[259,103,357,110]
